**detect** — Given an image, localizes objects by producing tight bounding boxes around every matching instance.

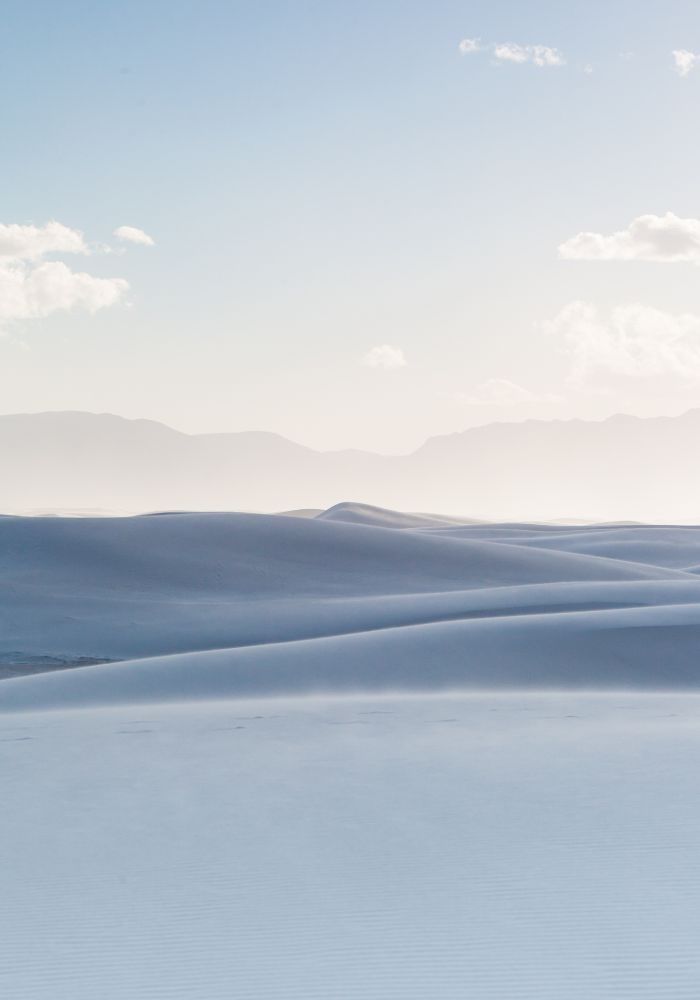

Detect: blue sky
[2,1,700,451]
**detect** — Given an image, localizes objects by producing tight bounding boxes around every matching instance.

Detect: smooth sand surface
[3,505,700,997]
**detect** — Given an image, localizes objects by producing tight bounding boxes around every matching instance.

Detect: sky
[2,0,700,453]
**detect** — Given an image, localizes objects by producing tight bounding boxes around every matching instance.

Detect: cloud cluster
[0,220,151,332]
[493,42,564,67]
[459,37,565,67]
[362,345,407,369]
[558,213,700,264]
[0,262,128,327]
[672,49,699,77]
[0,221,88,263]
[547,301,700,380]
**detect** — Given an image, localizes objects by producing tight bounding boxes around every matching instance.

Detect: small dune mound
[315,501,473,530]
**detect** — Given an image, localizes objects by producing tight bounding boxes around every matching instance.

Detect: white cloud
[583,63,594,75]
[558,212,700,264]
[546,301,700,380]
[0,219,129,332]
[458,37,565,68]
[455,378,559,406]
[362,345,407,369]
[0,221,88,262]
[458,37,480,54]
[0,262,128,328]
[493,42,565,67]
[672,49,699,77]
[113,225,155,246]
[493,42,529,64]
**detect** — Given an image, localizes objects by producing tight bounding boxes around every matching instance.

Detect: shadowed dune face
[4,507,678,597]
[3,504,700,709]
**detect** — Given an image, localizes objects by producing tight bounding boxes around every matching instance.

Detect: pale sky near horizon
[2,0,700,453]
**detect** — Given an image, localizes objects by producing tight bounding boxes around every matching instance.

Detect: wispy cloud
[458,37,480,54]
[0,220,129,332]
[559,213,700,264]
[546,301,700,380]
[113,225,155,247]
[462,42,699,76]
[459,37,565,68]
[362,345,407,369]
[672,49,699,77]
[454,378,560,406]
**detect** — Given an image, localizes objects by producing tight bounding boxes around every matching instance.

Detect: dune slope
[3,505,700,706]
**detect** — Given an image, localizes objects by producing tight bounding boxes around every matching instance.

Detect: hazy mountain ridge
[3,409,700,521]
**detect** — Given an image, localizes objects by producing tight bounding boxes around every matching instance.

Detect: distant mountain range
[3,409,700,521]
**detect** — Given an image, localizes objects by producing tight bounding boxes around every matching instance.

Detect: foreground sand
[4,691,700,999]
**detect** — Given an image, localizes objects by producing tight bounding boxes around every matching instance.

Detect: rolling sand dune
[3,508,695,678]
[4,505,700,997]
[6,601,700,712]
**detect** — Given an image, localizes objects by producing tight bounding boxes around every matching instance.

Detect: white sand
[3,504,700,997]
[3,693,700,999]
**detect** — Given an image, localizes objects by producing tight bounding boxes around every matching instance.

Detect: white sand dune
[426,523,700,569]
[316,500,476,528]
[0,504,699,706]
[4,505,700,998]
[2,509,694,676]
[5,601,700,711]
